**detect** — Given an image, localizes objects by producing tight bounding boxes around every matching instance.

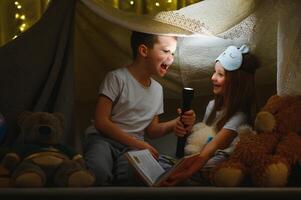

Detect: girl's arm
[198,128,237,160]
[161,128,237,186]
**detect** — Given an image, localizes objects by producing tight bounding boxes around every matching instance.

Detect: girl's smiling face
[211,61,226,95]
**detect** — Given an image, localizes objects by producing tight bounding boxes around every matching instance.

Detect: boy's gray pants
[83,133,141,186]
[83,133,203,186]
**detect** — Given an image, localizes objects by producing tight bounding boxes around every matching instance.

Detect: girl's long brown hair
[207,53,259,131]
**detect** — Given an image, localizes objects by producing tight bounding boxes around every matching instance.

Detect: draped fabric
[0,0,75,147]
[175,0,279,96]
[76,0,260,98]
[277,1,301,96]
[76,0,301,100]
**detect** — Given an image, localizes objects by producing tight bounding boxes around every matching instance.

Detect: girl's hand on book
[160,156,206,186]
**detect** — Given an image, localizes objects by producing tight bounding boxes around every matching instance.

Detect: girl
[162,44,258,186]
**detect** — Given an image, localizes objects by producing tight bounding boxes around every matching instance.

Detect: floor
[1,186,301,200]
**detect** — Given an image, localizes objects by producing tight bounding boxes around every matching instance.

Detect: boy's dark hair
[130,31,157,60]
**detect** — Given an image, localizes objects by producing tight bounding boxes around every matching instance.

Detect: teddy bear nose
[39,125,52,135]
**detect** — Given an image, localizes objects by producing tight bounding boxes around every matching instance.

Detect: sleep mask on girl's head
[216,45,249,71]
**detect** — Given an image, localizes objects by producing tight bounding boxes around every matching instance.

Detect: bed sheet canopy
[76,0,301,99]
[0,0,300,148]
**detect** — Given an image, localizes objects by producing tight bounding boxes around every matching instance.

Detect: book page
[127,149,165,185]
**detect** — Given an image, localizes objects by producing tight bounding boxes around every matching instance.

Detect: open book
[125,149,199,187]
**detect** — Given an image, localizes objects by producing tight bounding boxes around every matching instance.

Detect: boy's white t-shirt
[86,67,164,140]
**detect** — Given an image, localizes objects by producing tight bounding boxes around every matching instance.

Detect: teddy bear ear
[53,112,65,129]
[262,95,283,114]
[18,111,33,127]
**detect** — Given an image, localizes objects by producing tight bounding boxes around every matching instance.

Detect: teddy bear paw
[12,161,46,187]
[14,172,45,187]
[68,170,95,187]
[255,162,289,187]
[54,160,95,187]
[212,167,244,187]
[0,165,12,187]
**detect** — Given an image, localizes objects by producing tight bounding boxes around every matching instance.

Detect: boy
[83,31,195,185]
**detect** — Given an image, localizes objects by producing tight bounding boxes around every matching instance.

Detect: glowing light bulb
[14,1,19,6]
[12,35,18,39]
[155,2,160,7]
[15,13,20,19]
[20,15,26,20]
[167,0,172,3]
[130,0,134,5]
[19,23,27,32]
[17,5,22,9]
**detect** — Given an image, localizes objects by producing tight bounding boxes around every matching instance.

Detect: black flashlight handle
[176,88,194,158]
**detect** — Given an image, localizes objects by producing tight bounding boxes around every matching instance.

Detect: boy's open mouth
[161,63,169,70]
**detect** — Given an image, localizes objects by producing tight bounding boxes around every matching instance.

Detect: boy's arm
[94,95,159,158]
[146,109,196,139]
[145,115,178,139]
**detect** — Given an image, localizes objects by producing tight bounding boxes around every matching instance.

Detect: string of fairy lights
[12,1,27,39]
[127,0,173,7]
[127,0,194,7]
[129,0,173,7]
[111,0,201,14]
[8,0,199,41]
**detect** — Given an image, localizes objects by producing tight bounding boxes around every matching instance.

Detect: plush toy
[185,122,216,155]
[0,147,11,187]
[211,95,301,187]
[0,111,95,187]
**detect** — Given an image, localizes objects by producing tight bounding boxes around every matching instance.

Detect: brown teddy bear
[211,95,301,187]
[0,111,95,187]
